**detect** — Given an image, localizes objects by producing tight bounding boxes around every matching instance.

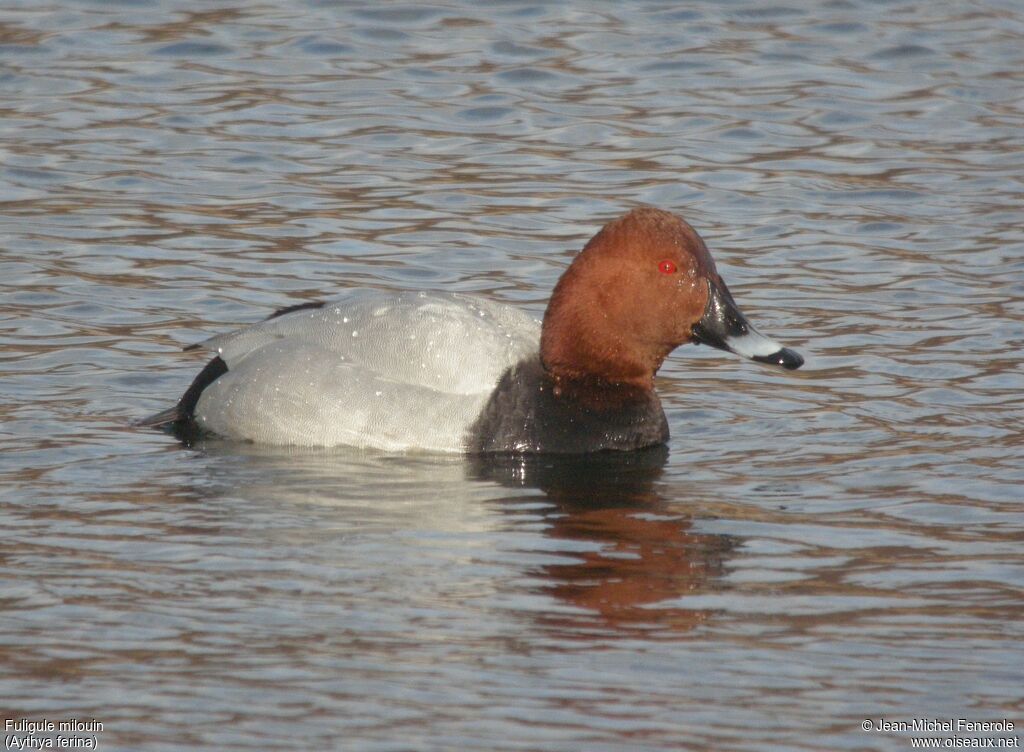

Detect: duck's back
[192,290,540,451]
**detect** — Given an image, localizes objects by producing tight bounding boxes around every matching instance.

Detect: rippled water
[2,1,1022,750]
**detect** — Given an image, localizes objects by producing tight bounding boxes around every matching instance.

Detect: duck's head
[540,207,803,388]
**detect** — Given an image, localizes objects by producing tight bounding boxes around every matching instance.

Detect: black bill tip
[752,347,804,370]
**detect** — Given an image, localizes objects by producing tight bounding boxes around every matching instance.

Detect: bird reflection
[468,447,734,638]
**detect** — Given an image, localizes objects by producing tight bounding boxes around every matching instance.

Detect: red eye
[658,259,677,274]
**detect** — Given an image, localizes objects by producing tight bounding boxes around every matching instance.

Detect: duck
[141,207,803,453]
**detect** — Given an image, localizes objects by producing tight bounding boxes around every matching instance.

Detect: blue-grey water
[2,1,1022,750]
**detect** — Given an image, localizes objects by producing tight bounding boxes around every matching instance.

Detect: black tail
[135,405,183,428]
[139,302,323,438]
[138,356,228,439]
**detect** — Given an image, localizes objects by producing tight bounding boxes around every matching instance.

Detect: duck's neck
[539,249,670,392]
[540,316,664,393]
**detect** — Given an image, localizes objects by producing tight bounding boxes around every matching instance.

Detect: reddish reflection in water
[473,449,731,637]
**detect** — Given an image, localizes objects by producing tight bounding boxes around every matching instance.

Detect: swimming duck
[142,207,803,452]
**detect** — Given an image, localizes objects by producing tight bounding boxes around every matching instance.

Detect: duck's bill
[691,277,804,370]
